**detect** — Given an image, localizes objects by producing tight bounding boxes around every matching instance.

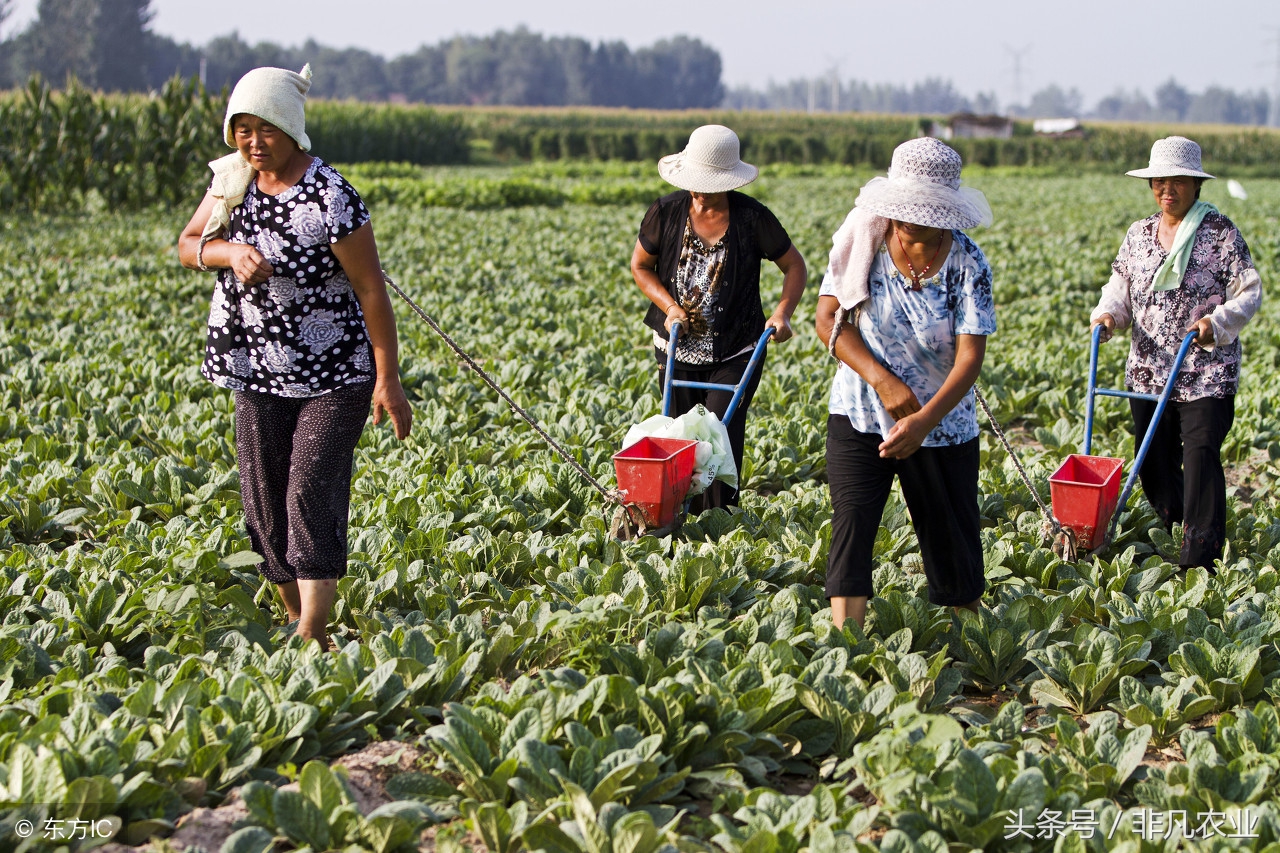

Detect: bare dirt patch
[100,740,442,853]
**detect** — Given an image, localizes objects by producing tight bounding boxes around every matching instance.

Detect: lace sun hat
[658,125,759,193]
[1125,136,1215,180]
[854,137,993,230]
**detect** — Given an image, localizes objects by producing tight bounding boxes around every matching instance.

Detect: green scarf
[1152,200,1216,291]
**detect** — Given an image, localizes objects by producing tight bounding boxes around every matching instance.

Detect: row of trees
[727,74,1276,126]
[0,1,725,108]
[724,78,1000,115]
[0,0,1275,125]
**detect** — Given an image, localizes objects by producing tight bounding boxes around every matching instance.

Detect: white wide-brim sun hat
[658,125,759,193]
[1125,135,1215,180]
[854,137,993,230]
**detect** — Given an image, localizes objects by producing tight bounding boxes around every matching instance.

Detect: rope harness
[389,276,1072,552]
[384,275,651,538]
[973,386,1077,562]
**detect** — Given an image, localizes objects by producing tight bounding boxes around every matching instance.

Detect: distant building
[1033,118,1084,138]
[924,113,1014,140]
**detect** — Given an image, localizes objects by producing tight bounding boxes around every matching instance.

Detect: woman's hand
[769,246,806,343]
[1091,313,1116,343]
[1187,316,1215,347]
[373,378,413,440]
[229,243,273,285]
[333,223,413,441]
[663,304,690,334]
[873,373,922,420]
[879,413,931,459]
[765,310,794,342]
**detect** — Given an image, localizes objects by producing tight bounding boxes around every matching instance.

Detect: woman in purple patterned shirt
[1091,136,1261,570]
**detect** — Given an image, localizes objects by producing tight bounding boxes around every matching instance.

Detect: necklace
[895,228,944,291]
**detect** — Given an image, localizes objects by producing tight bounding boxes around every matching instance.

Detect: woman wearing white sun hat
[1091,136,1261,571]
[631,125,807,512]
[816,137,995,630]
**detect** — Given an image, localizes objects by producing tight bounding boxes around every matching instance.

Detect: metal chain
[972,385,1059,534]
[384,274,622,503]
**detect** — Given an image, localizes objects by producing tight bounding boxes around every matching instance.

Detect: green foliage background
[3,164,1280,850]
[6,79,1280,213]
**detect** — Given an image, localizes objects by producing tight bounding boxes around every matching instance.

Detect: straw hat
[1125,136,1215,180]
[223,64,313,151]
[658,125,758,193]
[854,138,992,230]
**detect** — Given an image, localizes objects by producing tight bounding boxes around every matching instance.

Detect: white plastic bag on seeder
[621,404,737,496]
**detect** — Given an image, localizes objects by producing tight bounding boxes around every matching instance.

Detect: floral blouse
[1092,211,1261,401]
[201,159,373,398]
[821,231,996,447]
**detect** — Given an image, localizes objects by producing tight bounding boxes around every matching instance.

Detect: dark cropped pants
[1130,395,1235,569]
[234,380,373,584]
[825,415,985,607]
[657,348,765,512]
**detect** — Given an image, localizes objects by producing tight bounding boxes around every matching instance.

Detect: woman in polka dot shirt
[179,65,412,650]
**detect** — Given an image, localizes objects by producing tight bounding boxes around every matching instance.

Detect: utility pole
[824,54,847,113]
[1270,29,1280,128]
[808,77,816,114]
[1005,44,1032,114]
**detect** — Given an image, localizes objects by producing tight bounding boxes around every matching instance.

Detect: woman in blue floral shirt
[816,138,994,629]
[179,65,412,649]
[1091,136,1261,570]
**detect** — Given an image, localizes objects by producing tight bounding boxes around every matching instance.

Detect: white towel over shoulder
[826,205,889,310]
[823,206,888,357]
[201,152,256,241]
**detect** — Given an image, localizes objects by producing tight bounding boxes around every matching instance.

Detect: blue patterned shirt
[821,231,996,447]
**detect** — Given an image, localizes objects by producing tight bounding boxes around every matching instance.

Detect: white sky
[7,0,1280,106]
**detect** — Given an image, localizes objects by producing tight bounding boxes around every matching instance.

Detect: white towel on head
[222,63,313,151]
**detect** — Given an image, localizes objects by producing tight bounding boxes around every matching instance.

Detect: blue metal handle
[723,328,776,425]
[1085,329,1198,550]
[660,323,775,427]
[1083,323,1103,456]
[661,321,682,417]
[1104,331,1198,547]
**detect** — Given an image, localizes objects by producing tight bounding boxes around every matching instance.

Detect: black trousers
[657,349,765,512]
[234,381,374,583]
[1130,395,1235,569]
[825,415,985,607]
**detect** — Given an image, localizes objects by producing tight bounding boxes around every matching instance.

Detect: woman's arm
[764,245,807,343]
[630,239,688,332]
[1089,272,1131,343]
[331,223,412,440]
[816,294,921,420]
[1197,231,1262,349]
[177,192,273,285]
[878,334,986,460]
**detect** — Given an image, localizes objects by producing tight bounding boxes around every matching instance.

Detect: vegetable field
[3,166,1280,853]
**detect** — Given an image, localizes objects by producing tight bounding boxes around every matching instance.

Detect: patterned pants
[234,381,373,583]
[1130,395,1235,570]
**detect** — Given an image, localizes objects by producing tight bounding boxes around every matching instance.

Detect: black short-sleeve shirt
[638,190,792,362]
[201,158,373,398]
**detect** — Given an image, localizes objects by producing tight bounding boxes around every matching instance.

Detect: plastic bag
[622,404,737,496]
